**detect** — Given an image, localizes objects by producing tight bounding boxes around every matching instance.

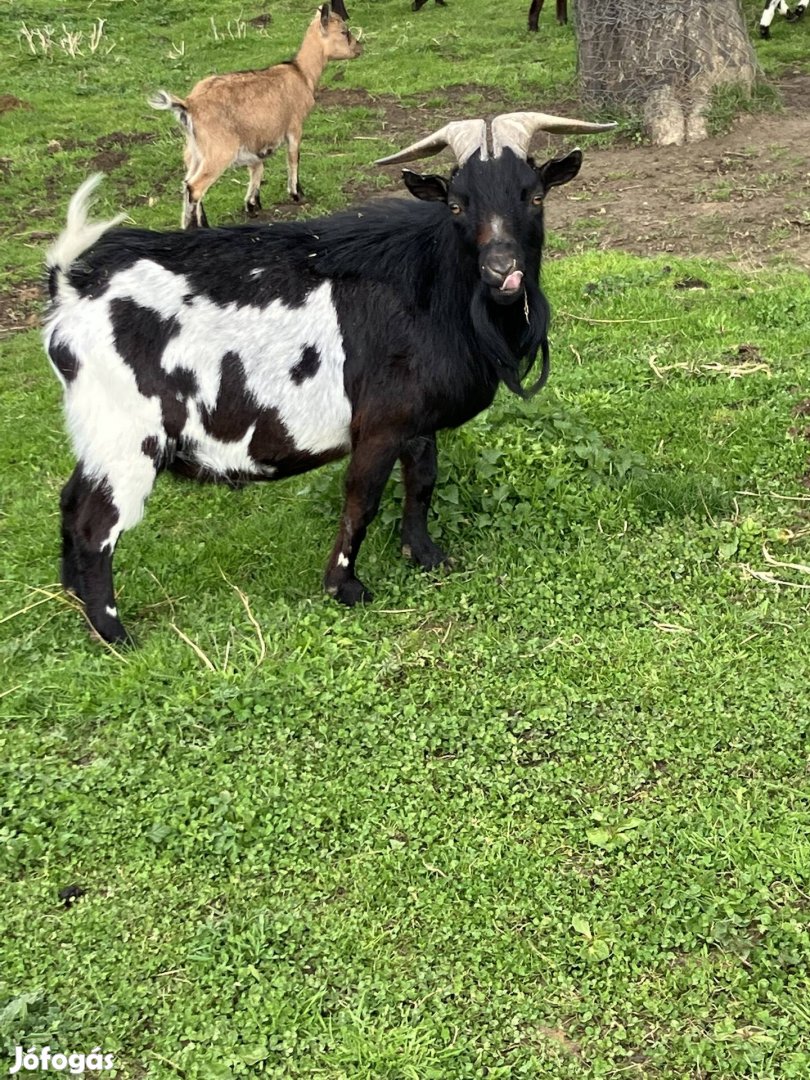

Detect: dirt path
[545,74,810,269]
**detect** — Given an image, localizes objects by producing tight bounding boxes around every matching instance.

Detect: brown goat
[149,3,362,228]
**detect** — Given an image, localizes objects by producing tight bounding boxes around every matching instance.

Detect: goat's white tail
[148,89,192,132]
[47,174,126,276]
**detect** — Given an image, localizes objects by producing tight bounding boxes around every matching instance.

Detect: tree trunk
[575,0,760,145]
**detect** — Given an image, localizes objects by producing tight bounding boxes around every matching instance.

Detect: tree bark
[575,0,760,145]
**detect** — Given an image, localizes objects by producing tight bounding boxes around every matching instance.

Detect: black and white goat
[760,0,808,38]
[43,110,613,644]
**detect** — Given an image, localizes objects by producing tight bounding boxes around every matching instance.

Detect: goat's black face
[403,147,583,305]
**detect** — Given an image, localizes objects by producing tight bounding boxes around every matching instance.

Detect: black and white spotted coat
[760,0,808,37]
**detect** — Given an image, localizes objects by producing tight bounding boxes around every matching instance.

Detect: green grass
[3,2,810,1078]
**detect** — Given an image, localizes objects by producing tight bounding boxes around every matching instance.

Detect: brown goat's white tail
[47,174,126,276]
[148,89,192,132]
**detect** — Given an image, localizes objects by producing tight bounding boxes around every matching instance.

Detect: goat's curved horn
[375,119,487,167]
[491,112,616,159]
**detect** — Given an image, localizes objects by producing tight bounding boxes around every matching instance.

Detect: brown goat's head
[318,3,363,59]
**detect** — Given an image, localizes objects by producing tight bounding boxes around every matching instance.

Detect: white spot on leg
[105,605,118,618]
[337,553,349,568]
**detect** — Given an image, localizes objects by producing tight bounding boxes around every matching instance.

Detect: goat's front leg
[285,131,304,202]
[399,434,450,570]
[324,437,400,606]
[528,0,544,31]
[245,162,264,215]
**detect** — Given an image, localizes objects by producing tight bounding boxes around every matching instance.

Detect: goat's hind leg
[185,150,230,229]
[60,456,158,644]
[60,465,84,596]
[182,141,205,229]
[399,434,450,570]
[183,181,210,229]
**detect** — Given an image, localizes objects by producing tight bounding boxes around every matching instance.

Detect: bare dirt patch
[547,74,810,269]
[87,148,130,173]
[95,130,157,150]
[0,282,42,336]
[0,95,31,114]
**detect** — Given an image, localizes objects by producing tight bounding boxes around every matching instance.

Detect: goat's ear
[331,0,350,19]
[319,4,331,30]
[402,170,449,203]
[536,149,583,190]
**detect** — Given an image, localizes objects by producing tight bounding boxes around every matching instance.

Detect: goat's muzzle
[481,249,525,302]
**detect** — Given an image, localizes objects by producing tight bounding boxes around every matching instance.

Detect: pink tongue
[501,270,524,292]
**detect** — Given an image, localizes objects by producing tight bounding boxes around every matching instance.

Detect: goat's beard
[471,277,549,398]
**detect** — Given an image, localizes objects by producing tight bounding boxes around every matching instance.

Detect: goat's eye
[531,193,544,206]
[449,202,462,216]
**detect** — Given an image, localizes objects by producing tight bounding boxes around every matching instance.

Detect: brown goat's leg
[324,436,400,606]
[557,0,568,24]
[185,149,231,229]
[186,160,222,206]
[399,434,449,570]
[182,182,196,229]
[528,0,544,31]
[285,133,303,202]
[182,143,200,228]
[245,162,264,215]
[183,183,210,229]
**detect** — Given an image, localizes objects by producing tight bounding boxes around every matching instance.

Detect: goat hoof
[327,577,373,607]
[401,539,451,571]
[88,612,133,647]
[759,26,770,37]
[246,200,261,217]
